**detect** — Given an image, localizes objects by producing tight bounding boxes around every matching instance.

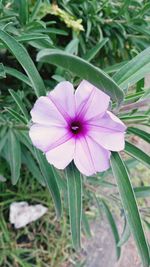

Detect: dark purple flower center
[70,121,82,135]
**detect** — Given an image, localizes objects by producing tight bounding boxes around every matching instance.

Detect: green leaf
[119,114,148,122]
[138,2,150,16]
[28,38,53,49]
[124,91,144,104]
[0,30,46,97]
[130,25,150,37]
[101,199,121,260]
[113,46,150,89]
[136,78,144,93]
[118,219,130,247]
[4,66,31,86]
[66,164,82,250]
[104,61,128,74]
[82,211,91,238]
[127,127,150,143]
[35,149,62,219]
[37,49,124,104]
[51,166,67,192]
[125,141,150,168]
[111,152,150,267]
[0,130,8,152]
[65,38,79,54]
[52,74,66,82]
[16,33,50,43]
[8,130,21,185]
[134,186,150,198]
[16,131,34,155]
[22,148,45,186]
[83,38,109,62]
[9,89,29,123]
[118,0,132,15]
[5,108,27,124]
[0,63,6,78]
[16,0,29,25]
[29,0,42,21]
[35,28,68,36]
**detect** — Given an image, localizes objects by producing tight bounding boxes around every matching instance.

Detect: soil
[82,219,142,267]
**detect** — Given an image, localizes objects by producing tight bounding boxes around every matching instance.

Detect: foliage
[0,171,71,267]
[58,0,150,64]
[0,0,150,266]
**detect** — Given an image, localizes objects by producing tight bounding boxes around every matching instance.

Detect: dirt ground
[82,219,142,267]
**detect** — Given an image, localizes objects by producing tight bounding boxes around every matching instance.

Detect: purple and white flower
[29,80,126,176]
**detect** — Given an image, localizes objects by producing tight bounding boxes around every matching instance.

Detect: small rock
[9,202,48,229]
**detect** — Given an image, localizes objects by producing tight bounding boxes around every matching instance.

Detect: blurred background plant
[0,0,150,266]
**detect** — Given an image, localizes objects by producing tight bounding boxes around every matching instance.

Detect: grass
[0,166,73,267]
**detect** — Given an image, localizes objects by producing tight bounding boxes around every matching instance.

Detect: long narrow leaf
[17,0,29,25]
[37,49,124,104]
[127,127,150,143]
[66,164,82,250]
[125,141,150,168]
[0,30,46,97]
[134,186,150,198]
[0,131,8,152]
[8,130,21,185]
[9,89,29,122]
[35,149,62,219]
[0,63,6,77]
[22,148,45,186]
[111,152,150,267]
[83,38,109,62]
[5,107,27,124]
[113,46,150,89]
[29,0,42,21]
[82,211,91,238]
[101,199,121,260]
[4,66,31,86]
[118,219,130,247]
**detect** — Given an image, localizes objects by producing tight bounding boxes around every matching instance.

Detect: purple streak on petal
[88,130,125,151]
[86,111,126,132]
[74,137,95,176]
[48,94,71,123]
[107,111,127,130]
[87,111,126,151]
[46,138,75,169]
[75,80,110,120]
[44,132,73,153]
[49,81,75,118]
[75,88,95,120]
[86,123,124,133]
[29,124,68,152]
[30,96,67,126]
[73,135,110,176]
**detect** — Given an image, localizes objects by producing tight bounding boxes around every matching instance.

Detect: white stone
[9,202,48,229]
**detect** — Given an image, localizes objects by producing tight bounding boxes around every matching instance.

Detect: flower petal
[29,124,69,152]
[74,136,110,176]
[30,96,67,126]
[46,138,75,169]
[48,81,75,118]
[75,80,110,120]
[87,111,126,151]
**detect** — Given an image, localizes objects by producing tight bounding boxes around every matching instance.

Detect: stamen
[70,121,82,134]
[71,126,79,131]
